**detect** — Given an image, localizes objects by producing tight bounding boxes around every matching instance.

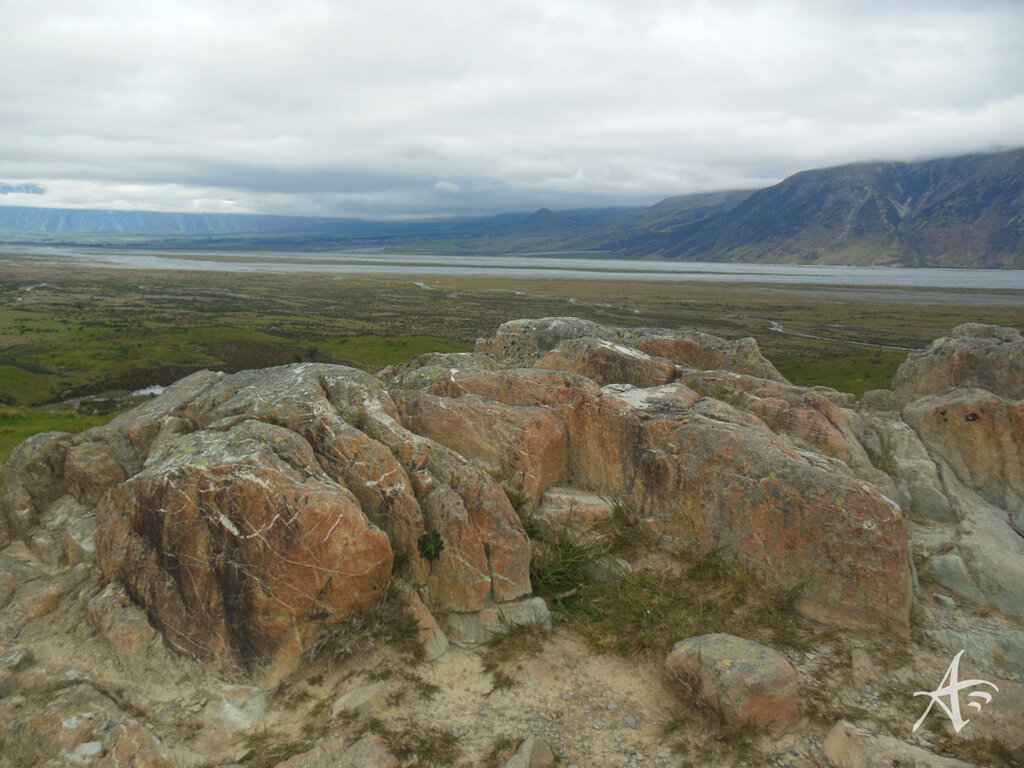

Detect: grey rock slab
[504,735,556,768]
[824,721,975,768]
[331,680,387,718]
[445,596,552,645]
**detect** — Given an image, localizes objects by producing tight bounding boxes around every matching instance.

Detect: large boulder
[892,322,1024,403]
[97,419,393,679]
[665,633,800,733]
[476,317,786,381]
[903,388,1024,531]
[2,363,532,681]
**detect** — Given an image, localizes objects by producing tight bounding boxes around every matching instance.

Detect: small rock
[19,580,67,619]
[665,633,800,733]
[331,680,387,718]
[504,735,555,768]
[850,648,878,682]
[823,720,975,768]
[405,592,450,661]
[204,685,268,732]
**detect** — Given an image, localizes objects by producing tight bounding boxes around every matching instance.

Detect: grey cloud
[0,0,1021,217]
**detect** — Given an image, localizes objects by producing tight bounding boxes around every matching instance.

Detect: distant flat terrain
[1,252,1022,410]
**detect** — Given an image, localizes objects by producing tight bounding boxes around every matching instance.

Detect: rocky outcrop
[903,389,1024,530]
[859,322,1024,678]
[3,316,1023,768]
[475,316,786,381]
[395,348,913,634]
[1,363,534,681]
[892,323,1024,403]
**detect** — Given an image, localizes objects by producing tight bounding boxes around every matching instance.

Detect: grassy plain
[1,257,1022,482]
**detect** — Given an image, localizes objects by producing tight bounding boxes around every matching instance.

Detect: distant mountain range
[2,148,1021,268]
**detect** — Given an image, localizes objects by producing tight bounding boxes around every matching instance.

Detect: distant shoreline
[3,247,1024,297]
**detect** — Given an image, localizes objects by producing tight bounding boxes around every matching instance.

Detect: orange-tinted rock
[680,370,874,476]
[97,420,393,679]
[535,337,677,388]
[19,580,68,619]
[410,363,912,633]
[665,634,800,733]
[627,399,912,634]
[903,388,1024,527]
[893,323,1024,403]
[393,389,567,502]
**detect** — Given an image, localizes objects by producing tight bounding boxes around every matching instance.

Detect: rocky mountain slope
[1,319,1022,767]
[620,149,1024,268]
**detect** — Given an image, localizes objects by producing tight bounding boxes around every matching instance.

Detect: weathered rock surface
[475,316,786,381]
[403,355,913,634]
[892,322,1024,403]
[854,322,1024,681]
[1,363,532,680]
[392,389,567,503]
[903,388,1024,530]
[823,721,975,768]
[664,633,800,732]
[0,672,173,768]
[278,734,398,768]
[861,415,955,522]
[503,735,556,768]
[680,368,879,480]
[98,420,393,679]
[531,487,617,543]
[535,336,677,388]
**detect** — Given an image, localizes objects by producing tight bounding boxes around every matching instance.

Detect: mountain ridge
[1,148,1021,267]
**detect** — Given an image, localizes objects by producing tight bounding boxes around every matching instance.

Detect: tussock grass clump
[360,717,461,767]
[480,621,548,693]
[529,533,611,601]
[303,581,424,669]
[557,546,812,657]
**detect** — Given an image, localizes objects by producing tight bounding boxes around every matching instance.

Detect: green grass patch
[320,335,471,369]
[557,547,811,657]
[775,349,906,396]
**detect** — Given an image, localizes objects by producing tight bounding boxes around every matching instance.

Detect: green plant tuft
[417,530,445,562]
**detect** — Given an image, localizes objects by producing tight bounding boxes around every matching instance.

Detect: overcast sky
[1,0,1022,219]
